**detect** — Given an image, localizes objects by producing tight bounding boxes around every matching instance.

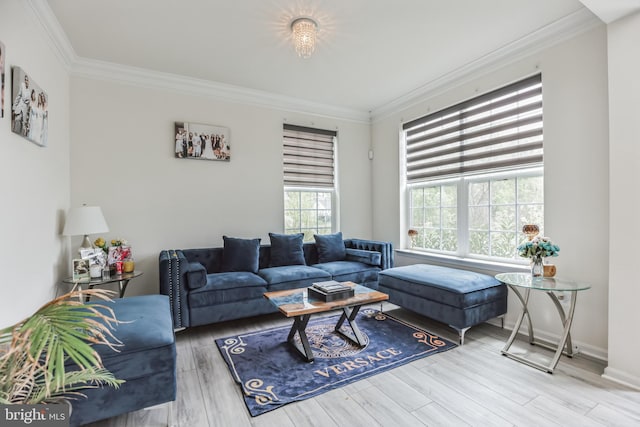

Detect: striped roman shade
[283,124,336,188]
[404,74,543,184]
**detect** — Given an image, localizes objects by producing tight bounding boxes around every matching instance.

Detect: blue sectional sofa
[159,233,393,329]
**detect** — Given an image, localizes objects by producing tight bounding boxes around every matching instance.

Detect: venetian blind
[403,74,543,184]
[283,124,336,188]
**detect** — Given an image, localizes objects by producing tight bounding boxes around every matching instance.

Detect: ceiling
[41,0,630,116]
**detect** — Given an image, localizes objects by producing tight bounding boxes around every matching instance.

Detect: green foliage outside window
[285,190,333,241]
[410,174,543,261]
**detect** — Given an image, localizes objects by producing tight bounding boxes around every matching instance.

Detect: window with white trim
[404,74,544,261]
[283,124,337,241]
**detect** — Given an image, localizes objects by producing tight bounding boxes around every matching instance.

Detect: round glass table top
[495,272,591,292]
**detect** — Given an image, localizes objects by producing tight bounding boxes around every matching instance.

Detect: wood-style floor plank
[314,388,379,427]
[87,305,639,427]
[411,401,471,427]
[350,383,427,426]
[392,363,513,427]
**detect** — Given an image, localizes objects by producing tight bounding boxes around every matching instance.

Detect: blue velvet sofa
[159,234,393,329]
[70,295,176,426]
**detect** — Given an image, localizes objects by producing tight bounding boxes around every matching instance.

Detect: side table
[62,271,143,301]
[495,272,591,373]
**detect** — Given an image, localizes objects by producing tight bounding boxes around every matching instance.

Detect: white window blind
[404,74,543,184]
[283,124,336,188]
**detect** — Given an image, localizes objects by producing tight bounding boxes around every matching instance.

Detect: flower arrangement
[517,235,560,259]
[110,238,128,247]
[94,237,128,253]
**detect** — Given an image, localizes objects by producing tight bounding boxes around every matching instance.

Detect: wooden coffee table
[264,282,389,362]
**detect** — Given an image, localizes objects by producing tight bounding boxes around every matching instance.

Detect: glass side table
[62,271,143,301]
[495,272,591,374]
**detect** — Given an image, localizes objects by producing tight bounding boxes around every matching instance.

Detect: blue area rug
[215,308,457,416]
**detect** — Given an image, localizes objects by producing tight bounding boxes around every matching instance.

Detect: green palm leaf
[0,289,124,404]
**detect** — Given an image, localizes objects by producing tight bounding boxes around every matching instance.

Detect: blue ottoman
[70,295,177,426]
[378,264,507,344]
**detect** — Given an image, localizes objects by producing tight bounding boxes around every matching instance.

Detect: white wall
[605,11,640,389]
[69,77,372,296]
[371,26,610,358]
[0,1,71,327]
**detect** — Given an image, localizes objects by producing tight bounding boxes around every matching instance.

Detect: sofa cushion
[221,236,261,273]
[258,265,330,287]
[268,232,306,267]
[186,262,207,289]
[189,272,268,307]
[312,261,381,285]
[314,232,346,263]
[345,248,382,266]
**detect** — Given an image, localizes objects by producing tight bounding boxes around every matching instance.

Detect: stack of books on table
[308,281,355,302]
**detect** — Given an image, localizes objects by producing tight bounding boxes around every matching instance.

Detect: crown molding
[71,58,371,123]
[370,8,603,122]
[27,0,77,70]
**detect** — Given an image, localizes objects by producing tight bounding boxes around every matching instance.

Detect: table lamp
[63,205,109,250]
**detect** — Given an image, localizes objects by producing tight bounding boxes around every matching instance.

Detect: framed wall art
[11,66,48,147]
[174,121,230,161]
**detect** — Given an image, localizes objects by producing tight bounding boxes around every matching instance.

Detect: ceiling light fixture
[291,17,318,59]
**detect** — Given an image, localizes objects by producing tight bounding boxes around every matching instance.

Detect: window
[404,74,544,261]
[283,124,337,241]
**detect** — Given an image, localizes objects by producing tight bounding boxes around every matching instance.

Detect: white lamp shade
[63,206,109,236]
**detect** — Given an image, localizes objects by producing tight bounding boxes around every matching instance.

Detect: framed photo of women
[11,66,48,147]
[174,121,230,161]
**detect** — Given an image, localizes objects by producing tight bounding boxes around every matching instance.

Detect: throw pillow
[314,232,346,263]
[221,236,261,273]
[269,233,306,267]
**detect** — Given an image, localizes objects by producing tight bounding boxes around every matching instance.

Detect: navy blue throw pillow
[314,232,346,263]
[221,236,261,273]
[269,233,306,267]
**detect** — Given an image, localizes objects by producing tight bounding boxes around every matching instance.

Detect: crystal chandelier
[291,17,318,59]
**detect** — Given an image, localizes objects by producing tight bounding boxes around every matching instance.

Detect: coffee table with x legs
[264,282,389,362]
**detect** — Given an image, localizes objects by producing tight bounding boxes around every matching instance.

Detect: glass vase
[531,256,544,279]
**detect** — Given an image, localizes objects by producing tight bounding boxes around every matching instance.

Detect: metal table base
[287,304,366,362]
[501,286,578,373]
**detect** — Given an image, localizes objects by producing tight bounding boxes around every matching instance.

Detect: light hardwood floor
[88,304,640,427]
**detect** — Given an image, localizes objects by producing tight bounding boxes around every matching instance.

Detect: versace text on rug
[215,309,457,416]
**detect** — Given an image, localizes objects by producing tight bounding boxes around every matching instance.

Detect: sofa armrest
[344,239,394,270]
[345,248,382,266]
[159,250,191,329]
[185,262,207,289]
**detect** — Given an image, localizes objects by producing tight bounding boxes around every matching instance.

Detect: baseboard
[602,367,640,391]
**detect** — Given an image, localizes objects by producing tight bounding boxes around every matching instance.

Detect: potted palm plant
[0,288,123,405]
